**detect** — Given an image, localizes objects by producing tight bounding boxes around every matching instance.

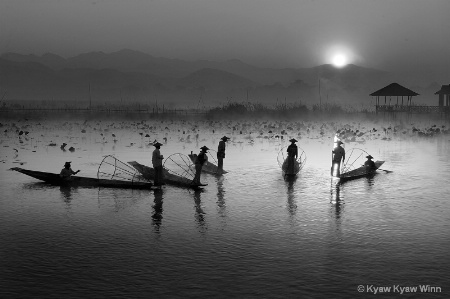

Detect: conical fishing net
[97,155,148,183]
[340,148,370,174]
[277,146,307,175]
[163,153,196,182]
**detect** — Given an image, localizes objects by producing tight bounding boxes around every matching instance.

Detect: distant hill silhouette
[1,49,447,107]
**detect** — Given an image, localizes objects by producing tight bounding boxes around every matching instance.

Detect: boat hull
[128,161,207,189]
[338,161,385,183]
[188,154,227,175]
[10,167,154,189]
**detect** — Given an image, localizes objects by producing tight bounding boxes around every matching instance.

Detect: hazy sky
[1,0,449,71]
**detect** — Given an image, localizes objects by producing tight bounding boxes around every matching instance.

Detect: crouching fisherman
[193,146,209,185]
[60,162,80,180]
[364,155,376,170]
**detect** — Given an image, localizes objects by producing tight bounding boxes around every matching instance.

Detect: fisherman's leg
[193,164,201,183]
[290,157,295,174]
[154,166,160,185]
[218,157,223,170]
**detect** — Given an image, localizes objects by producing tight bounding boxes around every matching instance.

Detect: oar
[378,168,393,173]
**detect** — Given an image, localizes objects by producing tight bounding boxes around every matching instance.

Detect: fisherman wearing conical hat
[152,142,164,186]
[217,136,229,171]
[331,140,345,177]
[60,161,80,180]
[286,138,298,175]
[364,155,376,170]
[193,146,209,185]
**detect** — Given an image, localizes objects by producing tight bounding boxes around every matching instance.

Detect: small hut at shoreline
[370,83,419,112]
[435,84,450,108]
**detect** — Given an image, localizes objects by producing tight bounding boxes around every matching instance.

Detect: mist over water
[1,112,449,298]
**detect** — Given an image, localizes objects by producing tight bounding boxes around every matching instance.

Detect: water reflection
[152,189,164,233]
[192,189,207,232]
[365,174,376,188]
[216,176,226,218]
[285,176,297,216]
[330,181,344,221]
[60,185,74,205]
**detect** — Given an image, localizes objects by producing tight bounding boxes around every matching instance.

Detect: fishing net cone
[340,148,371,174]
[98,155,148,183]
[163,153,196,181]
[277,146,307,175]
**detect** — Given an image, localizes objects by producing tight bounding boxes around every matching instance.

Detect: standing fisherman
[286,138,298,175]
[193,146,209,185]
[331,140,345,177]
[152,142,164,186]
[217,136,229,171]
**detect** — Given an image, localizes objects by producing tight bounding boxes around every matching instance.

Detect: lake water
[1,113,449,298]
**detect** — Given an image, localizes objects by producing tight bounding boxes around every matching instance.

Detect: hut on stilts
[435,84,450,110]
[370,83,419,113]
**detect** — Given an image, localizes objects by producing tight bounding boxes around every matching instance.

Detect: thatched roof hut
[370,83,419,106]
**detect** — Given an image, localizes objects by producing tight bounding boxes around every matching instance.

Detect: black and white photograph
[1,0,449,298]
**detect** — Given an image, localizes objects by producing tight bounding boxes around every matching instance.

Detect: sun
[332,53,347,68]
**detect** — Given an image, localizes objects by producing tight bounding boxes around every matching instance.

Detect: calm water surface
[1,116,449,298]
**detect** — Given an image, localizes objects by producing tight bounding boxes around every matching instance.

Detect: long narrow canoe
[10,167,154,189]
[188,154,228,175]
[339,161,385,183]
[128,161,207,189]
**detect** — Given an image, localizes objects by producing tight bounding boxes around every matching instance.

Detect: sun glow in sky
[325,44,355,68]
[1,0,449,71]
[332,54,347,68]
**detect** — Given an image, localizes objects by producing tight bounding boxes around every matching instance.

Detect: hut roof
[370,83,419,97]
[435,84,450,95]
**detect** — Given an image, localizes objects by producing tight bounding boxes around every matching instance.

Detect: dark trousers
[286,156,295,175]
[193,164,202,184]
[154,165,163,185]
[218,157,223,170]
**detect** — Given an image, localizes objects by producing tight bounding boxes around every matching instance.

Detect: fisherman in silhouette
[364,155,376,170]
[152,142,164,186]
[217,136,229,171]
[286,138,298,175]
[331,140,345,177]
[193,146,209,185]
[60,162,80,180]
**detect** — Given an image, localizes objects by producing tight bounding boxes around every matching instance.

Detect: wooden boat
[338,161,385,183]
[281,159,301,177]
[10,167,154,189]
[128,161,207,189]
[188,153,228,175]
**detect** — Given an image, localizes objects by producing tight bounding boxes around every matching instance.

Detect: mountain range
[1,49,447,108]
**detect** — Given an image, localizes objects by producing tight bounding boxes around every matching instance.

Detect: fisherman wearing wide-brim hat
[217,136,230,171]
[193,146,209,185]
[152,141,164,186]
[364,154,376,170]
[331,140,346,177]
[286,138,299,175]
[60,161,80,180]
